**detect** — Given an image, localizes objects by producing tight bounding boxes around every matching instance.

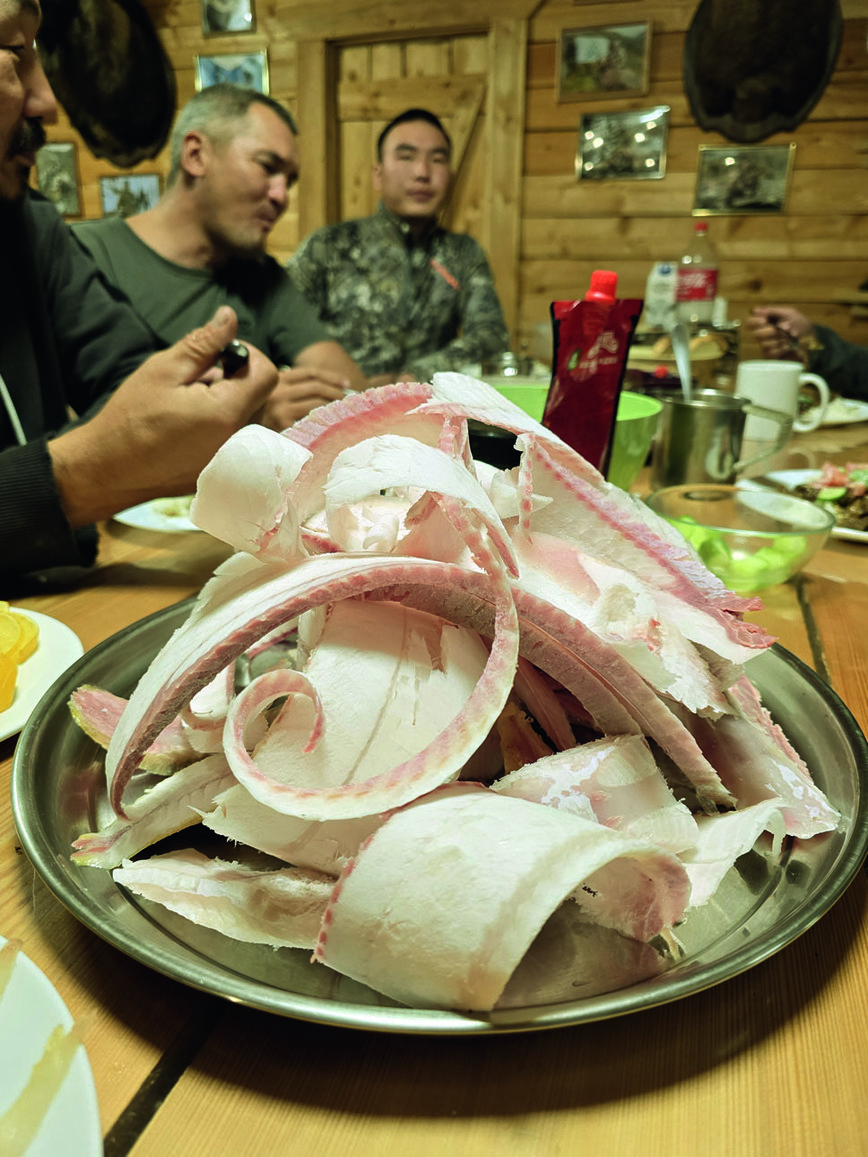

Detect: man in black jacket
[0,0,277,580]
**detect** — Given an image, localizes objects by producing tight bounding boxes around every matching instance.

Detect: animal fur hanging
[37,0,176,167]
[683,0,843,143]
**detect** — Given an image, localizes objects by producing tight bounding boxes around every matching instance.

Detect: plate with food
[762,465,868,543]
[113,496,198,534]
[0,609,84,742]
[9,599,868,1034]
[10,380,868,1033]
[0,937,100,1156]
[813,397,868,427]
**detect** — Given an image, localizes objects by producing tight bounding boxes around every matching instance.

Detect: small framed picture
[34,141,81,217]
[557,22,651,103]
[693,144,796,215]
[99,173,161,218]
[576,105,669,182]
[194,50,269,94]
[201,0,254,35]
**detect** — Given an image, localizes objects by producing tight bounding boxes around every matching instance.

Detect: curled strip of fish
[180,663,235,743]
[324,433,518,577]
[223,667,325,805]
[68,684,195,774]
[106,555,520,819]
[191,424,311,562]
[72,754,235,869]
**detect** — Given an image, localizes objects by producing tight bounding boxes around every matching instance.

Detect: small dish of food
[760,464,868,543]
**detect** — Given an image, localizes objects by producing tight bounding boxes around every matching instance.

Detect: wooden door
[335,33,489,242]
[295,21,527,337]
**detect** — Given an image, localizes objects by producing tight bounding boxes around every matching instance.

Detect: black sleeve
[26,195,157,422]
[811,325,868,403]
[0,439,97,581]
[0,195,157,581]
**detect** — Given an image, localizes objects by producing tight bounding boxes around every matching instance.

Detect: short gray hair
[167,84,299,184]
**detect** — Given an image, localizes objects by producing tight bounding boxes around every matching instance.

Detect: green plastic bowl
[491,384,661,490]
[645,483,836,594]
[608,392,662,490]
[491,380,548,422]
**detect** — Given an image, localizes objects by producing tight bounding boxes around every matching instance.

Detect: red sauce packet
[542,297,643,475]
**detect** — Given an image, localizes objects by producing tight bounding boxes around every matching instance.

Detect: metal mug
[649,389,792,490]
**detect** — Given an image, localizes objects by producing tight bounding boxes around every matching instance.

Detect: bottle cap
[587,269,618,303]
[694,220,708,234]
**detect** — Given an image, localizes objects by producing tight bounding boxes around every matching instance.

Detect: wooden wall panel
[295,38,337,235]
[484,20,527,333]
[35,0,868,369]
[517,5,868,361]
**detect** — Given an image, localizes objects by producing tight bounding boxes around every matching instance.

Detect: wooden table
[2,431,868,1157]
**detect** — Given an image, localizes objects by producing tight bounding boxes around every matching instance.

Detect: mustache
[9,119,47,157]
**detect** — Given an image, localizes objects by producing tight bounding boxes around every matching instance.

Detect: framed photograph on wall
[693,143,796,215]
[99,174,161,218]
[557,22,651,103]
[576,105,669,181]
[194,50,269,93]
[34,141,81,217]
[201,0,254,35]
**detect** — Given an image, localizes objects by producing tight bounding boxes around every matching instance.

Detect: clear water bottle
[676,220,718,325]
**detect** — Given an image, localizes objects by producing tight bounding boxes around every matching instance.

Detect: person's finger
[278,365,351,389]
[169,306,239,385]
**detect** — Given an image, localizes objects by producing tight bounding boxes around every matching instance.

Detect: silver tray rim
[11,598,868,1036]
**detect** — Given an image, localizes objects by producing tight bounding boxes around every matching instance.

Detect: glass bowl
[644,483,836,594]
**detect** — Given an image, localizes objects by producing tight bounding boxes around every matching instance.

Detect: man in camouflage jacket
[287,108,510,387]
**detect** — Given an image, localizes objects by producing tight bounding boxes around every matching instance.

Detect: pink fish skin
[105,554,520,820]
[69,685,195,774]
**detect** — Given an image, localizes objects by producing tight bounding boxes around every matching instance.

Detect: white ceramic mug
[736,360,830,439]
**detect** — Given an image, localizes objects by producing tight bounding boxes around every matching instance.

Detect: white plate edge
[0,611,85,742]
[113,500,199,534]
[0,934,101,1156]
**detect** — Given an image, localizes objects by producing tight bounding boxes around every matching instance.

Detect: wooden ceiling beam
[271,0,543,41]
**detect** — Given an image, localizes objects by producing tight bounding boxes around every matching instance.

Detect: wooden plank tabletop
[1,426,867,1157]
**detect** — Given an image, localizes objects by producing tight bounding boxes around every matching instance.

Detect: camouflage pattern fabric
[286,203,510,380]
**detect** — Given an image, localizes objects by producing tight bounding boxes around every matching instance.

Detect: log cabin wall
[39,0,868,364]
[524,0,868,362]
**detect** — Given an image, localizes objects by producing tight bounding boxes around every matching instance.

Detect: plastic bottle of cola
[675,220,718,325]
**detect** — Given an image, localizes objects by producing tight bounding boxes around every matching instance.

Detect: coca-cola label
[676,269,718,302]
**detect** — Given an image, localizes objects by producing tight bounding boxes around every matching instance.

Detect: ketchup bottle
[544,270,642,474]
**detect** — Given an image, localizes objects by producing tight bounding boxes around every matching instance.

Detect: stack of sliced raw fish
[69,375,840,1012]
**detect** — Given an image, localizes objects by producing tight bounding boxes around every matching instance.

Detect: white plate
[113,498,199,534]
[813,397,868,427]
[0,611,84,742]
[758,469,868,544]
[0,935,101,1156]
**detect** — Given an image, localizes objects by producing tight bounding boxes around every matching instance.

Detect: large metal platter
[11,600,868,1035]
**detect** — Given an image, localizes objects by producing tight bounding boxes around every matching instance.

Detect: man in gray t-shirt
[73,85,366,430]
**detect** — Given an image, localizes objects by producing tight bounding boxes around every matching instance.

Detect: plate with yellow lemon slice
[0,607,83,742]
